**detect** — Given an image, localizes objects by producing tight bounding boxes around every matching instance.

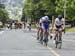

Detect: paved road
[0,29,75,56]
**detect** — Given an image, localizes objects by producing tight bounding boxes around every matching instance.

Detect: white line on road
[47,46,60,56]
[31,35,60,56]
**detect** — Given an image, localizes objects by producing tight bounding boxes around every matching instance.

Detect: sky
[1,0,24,8]
[1,0,25,20]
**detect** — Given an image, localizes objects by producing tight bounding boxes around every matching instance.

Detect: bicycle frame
[55,29,62,49]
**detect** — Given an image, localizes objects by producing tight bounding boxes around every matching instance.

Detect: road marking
[46,46,60,56]
[32,34,60,56]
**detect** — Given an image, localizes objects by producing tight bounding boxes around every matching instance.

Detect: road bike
[55,29,62,49]
[43,30,49,46]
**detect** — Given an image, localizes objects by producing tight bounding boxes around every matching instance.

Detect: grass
[66,27,75,32]
[31,24,75,32]
[32,25,75,32]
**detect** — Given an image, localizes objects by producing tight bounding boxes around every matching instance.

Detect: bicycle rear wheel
[43,34,48,46]
[58,36,62,49]
[55,35,62,49]
[55,37,58,48]
[29,26,31,31]
[39,32,43,44]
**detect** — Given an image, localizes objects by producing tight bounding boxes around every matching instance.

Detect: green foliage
[23,0,75,21]
[56,0,75,21]
[0,3,9,26]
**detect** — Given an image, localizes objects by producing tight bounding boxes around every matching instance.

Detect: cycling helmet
[58,15,62,20]
[44,16,49,20]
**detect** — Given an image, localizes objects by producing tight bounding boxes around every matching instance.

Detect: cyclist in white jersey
[54,15,65,40]
[54,15,65,30]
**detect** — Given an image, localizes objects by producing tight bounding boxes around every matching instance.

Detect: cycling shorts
[55,25,62,31]
[43,24,49,30]
[56,25,62,28]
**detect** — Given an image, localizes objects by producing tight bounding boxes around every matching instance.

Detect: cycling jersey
[55,18,64,26]
[39,16,50,30]
[55,18,65,29]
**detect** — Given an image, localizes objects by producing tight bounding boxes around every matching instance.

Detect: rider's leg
[40,28,43,41]
[54,30,58,40]
[43,29,45,41]
[54,25,61,40]
[46,29,49,41]
[43,29,49,42]
[59,30,62,41]
[37,27,40,40]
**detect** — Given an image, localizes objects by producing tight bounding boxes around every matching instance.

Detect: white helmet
[44,16,49,20]
[41,17,46,21]
[44,16,48,18]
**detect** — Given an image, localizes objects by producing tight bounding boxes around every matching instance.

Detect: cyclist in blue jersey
[37,16,50,46]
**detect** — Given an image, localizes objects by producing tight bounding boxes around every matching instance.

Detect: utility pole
[63,0,66,21]
[63,0,66,33]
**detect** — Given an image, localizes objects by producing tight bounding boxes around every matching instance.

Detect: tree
[0,3,9,26]
[23,0,57,22]
[55,0,75,27]
[23,0,75,23]
[56,0,75,21]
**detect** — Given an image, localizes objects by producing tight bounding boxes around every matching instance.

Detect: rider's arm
[53,19,57,30]
[39,18,43,26]
[61,18,66,33]
[62,18,65,29]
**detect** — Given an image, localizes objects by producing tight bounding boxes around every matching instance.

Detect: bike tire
[58,34,62,49]
[43,34,48,46]
[55,36,59,48]
[39,32,43,45]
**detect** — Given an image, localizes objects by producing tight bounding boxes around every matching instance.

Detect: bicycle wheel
[59,42,62,49]
[43,34,48,46]
[29,26,31,31]
[55,33,59,48]
[58,35,62,49]
[37,31,40,40]
[37,35,39,40]
[39,32,43,44]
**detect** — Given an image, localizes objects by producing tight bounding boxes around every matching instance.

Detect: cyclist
[54,15,65,41]
[27,22,31,31]
[28,22,31,31]
[42,16,50,43]
[37,16,50,42]
[37,17,44,40]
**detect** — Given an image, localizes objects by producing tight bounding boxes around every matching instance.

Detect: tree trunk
[71,21,74,27]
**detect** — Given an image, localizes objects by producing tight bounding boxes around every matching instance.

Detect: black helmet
[58,15,62,20]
